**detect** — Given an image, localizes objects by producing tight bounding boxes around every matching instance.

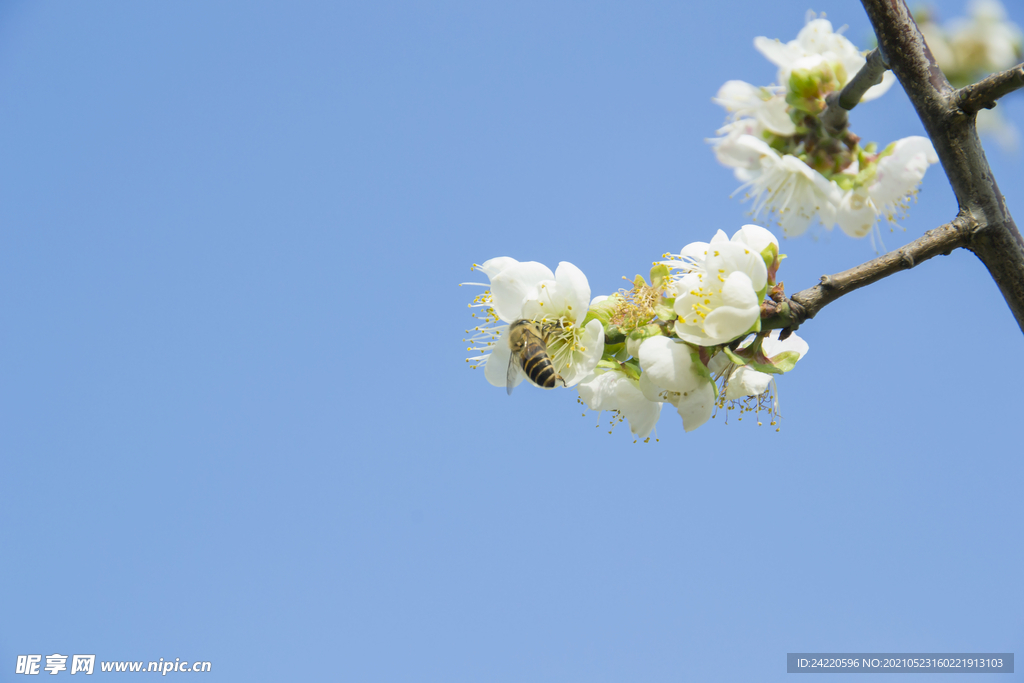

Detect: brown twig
[821,48,890,134]
[761,217,971,331]
[955,63,1024,114]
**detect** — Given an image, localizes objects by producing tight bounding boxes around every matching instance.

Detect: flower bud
[786,56,841,114]
[625,323,664,358]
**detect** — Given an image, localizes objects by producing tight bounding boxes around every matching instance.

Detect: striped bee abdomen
[506,319,566,395]
[522,341,558,388]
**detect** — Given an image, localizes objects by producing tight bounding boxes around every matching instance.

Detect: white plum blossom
[663,224,777,281]
[577,369,663,439]
[948,0,1023,75]
[713,81,796,137]
[710,330,809,401]
[660,229,729,277]
[708,118,770,176]
[465,258,604,391]
[835,137,939,238]
[731,223,779,257]
[710,13,945,237]
[637,336,716,432]
[672,239,768,347]
[754,15,896,102]
[732,135,842,236]
[462,224,814,438]
[917,0,1022,152]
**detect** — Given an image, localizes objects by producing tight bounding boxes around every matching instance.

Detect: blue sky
[1,1,1021,681]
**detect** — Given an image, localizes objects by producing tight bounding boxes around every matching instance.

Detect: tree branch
[955,63,1024,114]
[821,49,890,134]
[859,0,1024,334]
[761,217,971,331]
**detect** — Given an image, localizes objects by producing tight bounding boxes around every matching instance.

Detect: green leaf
[722,346,747,366]
[769,350,801,373]
[604,324,626,344]
[689,351,713,383]
[833,173,856,191]
[602,342,625,358]
[649,263,670,289]
[582,294,623,326]
[654,297,677,321]
[619,359,641,381]
[628,323,663,343]
[747,360,784,375]
[758,242,779,272]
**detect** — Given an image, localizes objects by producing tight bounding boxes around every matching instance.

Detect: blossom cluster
[919,0,1023,86]
[464,225,808,441]
[710,14,939,241]
[918,0,1024,150]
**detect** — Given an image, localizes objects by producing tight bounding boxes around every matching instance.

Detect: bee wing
[506,350,522,396]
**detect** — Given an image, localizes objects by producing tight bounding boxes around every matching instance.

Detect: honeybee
[506,319,566,395]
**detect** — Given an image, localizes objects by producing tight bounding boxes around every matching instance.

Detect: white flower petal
[718,271,759,309]
[724,366,772,400]
[702,308,758,347]
[554,261,591,321]
[638,336,705,394]
[490,261,554,322]
[754,36,802,69]
[483,332,517,388]
[713,80,796,137]
[577,371,620,411]
[869,136,938,207]
[778,208,816,237]
[678,241,711,265]
[713,80,765,112]
[561,318,605,387]
[709,229,730,244]
[756,17,895,102]
[707,243,767,292]
[762,330,809,359]
[732,224,779,255]
[638,371,669,404]
[477,257,518,280]
[709,118,767,170]
[613,383,662,438]
[676,381,716,432]
[733,137,841,235]
[759,95,797,136]
[579,371,663,439]
[836,189,876,238]
[708,351,732,375]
